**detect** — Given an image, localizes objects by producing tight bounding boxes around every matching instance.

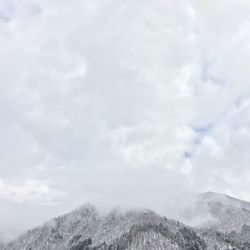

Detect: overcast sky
[0,0,250,241]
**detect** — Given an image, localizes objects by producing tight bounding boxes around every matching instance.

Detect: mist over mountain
[197,192,250,232]
[1,0,250,249]
[1,192,250,250]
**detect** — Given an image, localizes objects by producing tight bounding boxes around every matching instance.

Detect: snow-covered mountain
[184,192,250,232]
[1,192,250,250]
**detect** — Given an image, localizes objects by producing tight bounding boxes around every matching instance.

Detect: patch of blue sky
[0,11,11,23]
[235,95,250,109]
[183,123,213,159]
[184,151,192,159]
[200,60,229,87]
[192,123,213,134]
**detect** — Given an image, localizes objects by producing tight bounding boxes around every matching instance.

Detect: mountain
[184,192,250,232]
[0,206,206,250]
[1,192,250,250]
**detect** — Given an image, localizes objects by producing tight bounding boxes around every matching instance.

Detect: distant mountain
[2,192,250,250]
[185,192,250,232]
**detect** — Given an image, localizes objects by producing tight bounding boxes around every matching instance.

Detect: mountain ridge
[2,192,250,249]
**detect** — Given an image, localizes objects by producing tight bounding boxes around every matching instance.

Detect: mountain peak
[199,191,250,210]
[2,193,250,249]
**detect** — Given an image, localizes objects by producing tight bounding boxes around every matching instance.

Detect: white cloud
[0,0,250,240]
[0,179,64,204]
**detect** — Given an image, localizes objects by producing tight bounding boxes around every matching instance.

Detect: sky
[1,0,250,242]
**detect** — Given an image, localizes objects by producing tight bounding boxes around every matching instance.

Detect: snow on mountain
[184,192,250,232]
[2,192,250,249]
[0,206,189,250]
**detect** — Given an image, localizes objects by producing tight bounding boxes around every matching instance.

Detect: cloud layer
[0,0,250,241]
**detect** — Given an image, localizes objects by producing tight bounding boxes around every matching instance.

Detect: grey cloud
[0,0,250,241]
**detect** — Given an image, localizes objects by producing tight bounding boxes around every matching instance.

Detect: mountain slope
[187,192,250,232]
[0,206,205,250]
[2,192,250,249]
